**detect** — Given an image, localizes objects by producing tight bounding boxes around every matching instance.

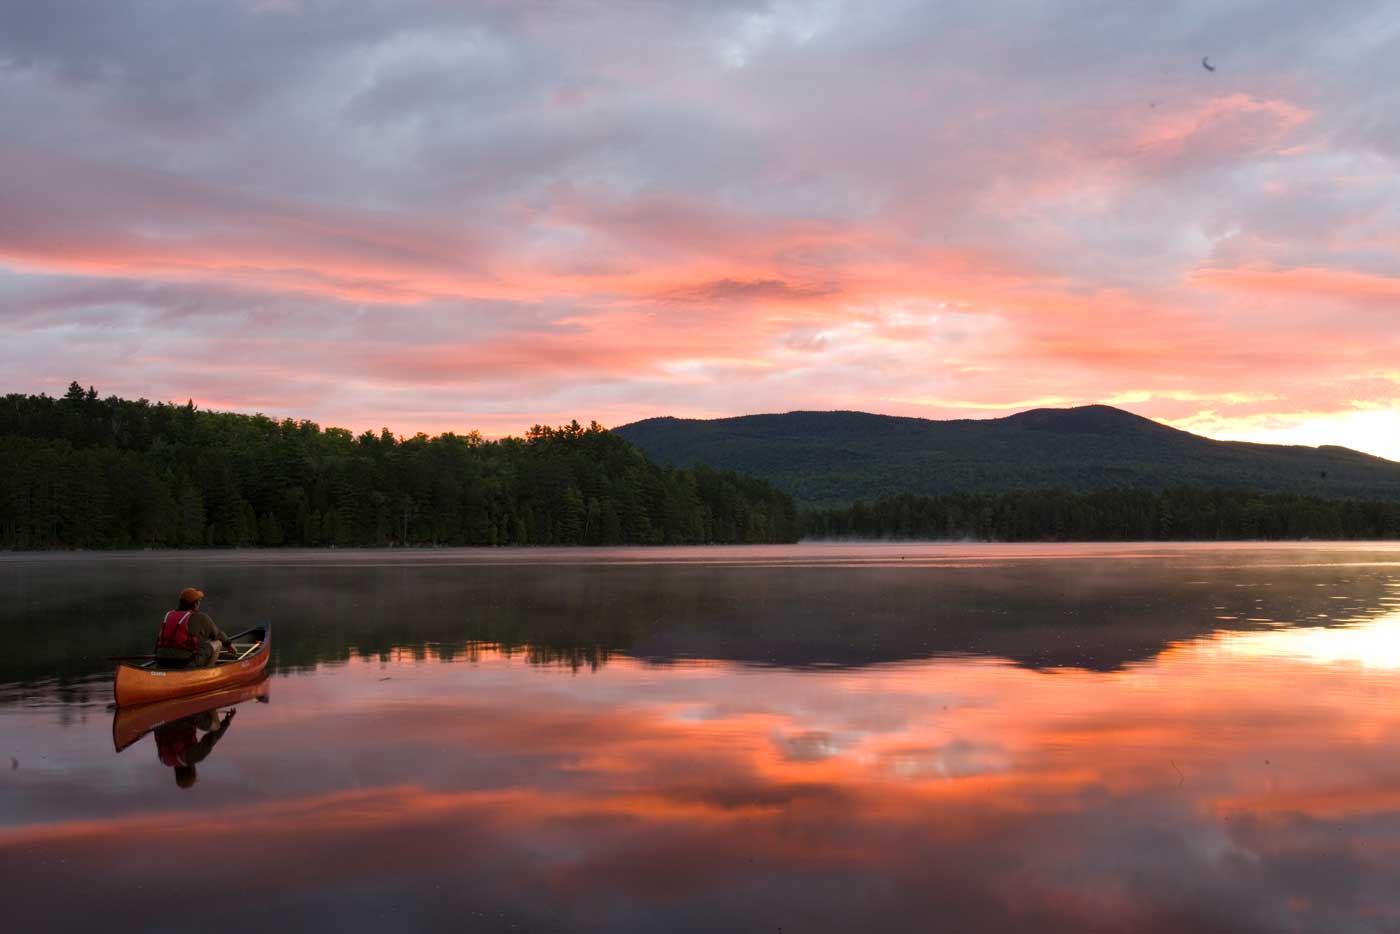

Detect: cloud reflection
[7,611,1400,930]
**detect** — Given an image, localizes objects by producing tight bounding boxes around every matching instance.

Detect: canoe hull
[113,626,271,708]
[113,675,270,752]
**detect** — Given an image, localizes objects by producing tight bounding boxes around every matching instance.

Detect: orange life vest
[157,610,199,652]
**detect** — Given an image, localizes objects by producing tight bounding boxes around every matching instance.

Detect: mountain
[613,405,1400,507]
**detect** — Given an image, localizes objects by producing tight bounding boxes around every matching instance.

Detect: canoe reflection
[111,677,270,789]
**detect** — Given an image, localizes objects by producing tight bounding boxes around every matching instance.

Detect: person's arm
[190,613,233,655]
[184,714,233,765]
[199,613,234,646]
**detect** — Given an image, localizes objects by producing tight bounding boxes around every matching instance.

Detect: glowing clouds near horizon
[1,0,1399,451]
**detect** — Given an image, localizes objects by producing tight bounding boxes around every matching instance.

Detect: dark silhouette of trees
[803,488,1400,541]
[0,385,798,549]
[13,385,1390,547]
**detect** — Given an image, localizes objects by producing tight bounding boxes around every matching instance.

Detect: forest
[0,385,799,549]
[803,488,1400,541]
[616,406,1400,508]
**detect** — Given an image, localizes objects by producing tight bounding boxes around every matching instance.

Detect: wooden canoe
[113,625,271,708]
[112,674,270,752]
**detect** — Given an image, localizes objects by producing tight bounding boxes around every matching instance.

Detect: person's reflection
[155,708,236,789]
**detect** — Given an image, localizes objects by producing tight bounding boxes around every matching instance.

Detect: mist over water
[5,543,1400,932]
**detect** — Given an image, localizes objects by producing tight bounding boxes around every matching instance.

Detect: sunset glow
[3,1,1399,455]
[11,617,1400,929]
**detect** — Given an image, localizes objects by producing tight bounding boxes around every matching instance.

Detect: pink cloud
[1120,94,1312,167]
[1194,264,1400,305]
[0,144,499,304]
[1,4,1396,454]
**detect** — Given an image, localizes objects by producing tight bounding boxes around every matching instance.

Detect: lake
[4,543,1400,932]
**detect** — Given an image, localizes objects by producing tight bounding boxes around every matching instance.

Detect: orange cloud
[1194,265,1400,305]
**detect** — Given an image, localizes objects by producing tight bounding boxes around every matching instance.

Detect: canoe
[113,625,271,708]
[112,674,270,752]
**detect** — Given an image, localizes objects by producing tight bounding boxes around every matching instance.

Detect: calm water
[5,543,1400,932]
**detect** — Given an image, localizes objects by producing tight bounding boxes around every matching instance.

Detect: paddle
[221,627,263,659]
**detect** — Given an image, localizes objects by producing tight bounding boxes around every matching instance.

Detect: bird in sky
[1202,56,1216,72]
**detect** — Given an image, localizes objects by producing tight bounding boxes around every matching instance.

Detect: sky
[2,1,1399,458]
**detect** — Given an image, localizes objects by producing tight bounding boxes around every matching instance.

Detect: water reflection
[3,546,1400,931]
[5,544,1400,688]
[112,676,270,787]
[153,710,233,789]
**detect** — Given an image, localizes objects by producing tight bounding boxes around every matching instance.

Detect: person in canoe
[155,708,236,789]
[156,587,235,668]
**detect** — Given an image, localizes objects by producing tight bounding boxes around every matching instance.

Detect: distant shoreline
[5,539,1400,559]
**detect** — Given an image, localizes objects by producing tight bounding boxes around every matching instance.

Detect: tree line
[803,488,1400,541]
[0,384,798,549]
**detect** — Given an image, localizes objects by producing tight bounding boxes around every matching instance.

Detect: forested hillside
[615,406,1400,508]
[0,384,797,549]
